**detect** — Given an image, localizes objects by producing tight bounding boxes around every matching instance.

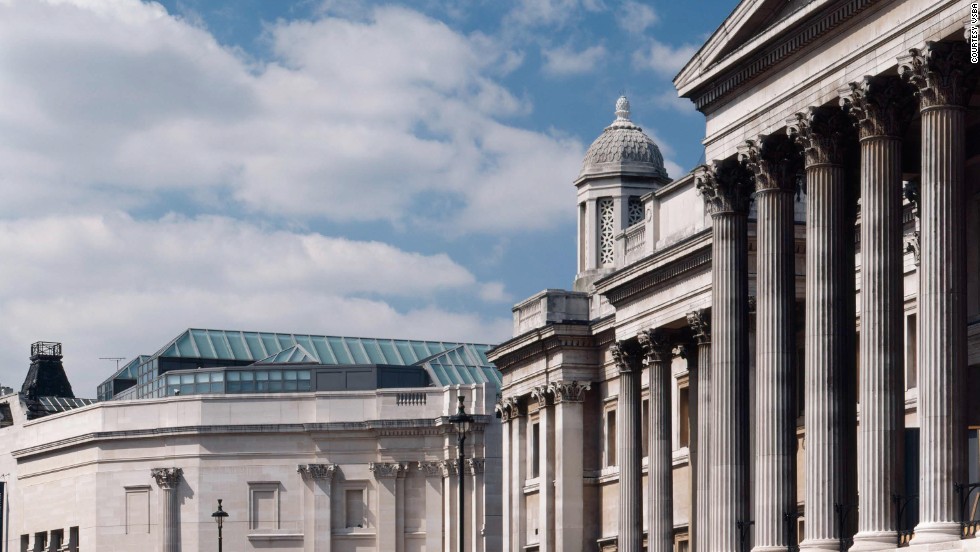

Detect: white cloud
[0,0,581,233]
[616,0,657,34]
[505,0,605,28]
[650,89,698,115]
[0,213,513,397]
[632,38,699,78]
[542,44,607,76]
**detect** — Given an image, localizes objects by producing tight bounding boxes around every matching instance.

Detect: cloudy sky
[0,0,730,396]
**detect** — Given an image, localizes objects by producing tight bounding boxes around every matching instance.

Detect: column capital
[686,309,711,345]
[465,458,486,475]
[548,381,590,403]
[840,75,917,139]
[694,158,753,215]
[899,41,979,109]
[418,461,444,478]
[637,329,673,364]
[440,459,459,478]
[529,385,552,409]
[786,105,853,166]
[298,463,338,481]
[495,395,526,422]
[369,462,409,479]
[151,467,182,490]
[611,340,641,373]
[737,134,803,193]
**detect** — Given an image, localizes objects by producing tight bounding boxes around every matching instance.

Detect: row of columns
[686,39,976,552]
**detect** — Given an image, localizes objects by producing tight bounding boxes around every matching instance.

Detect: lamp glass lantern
[212,499,228,528]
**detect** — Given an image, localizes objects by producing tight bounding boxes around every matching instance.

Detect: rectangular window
[50,529,64,551]
[248,482,280,531]
[68,527,79,552]
[20,535,28,552]
[605,409,617,467]
[675,535,690,552]
[125,487,150,534]
[530,421,541,478]
[679,383,691,449]
[32,532,45,552]
[906,313,917,390]
[641,399,650,458]
[345,489,366,528]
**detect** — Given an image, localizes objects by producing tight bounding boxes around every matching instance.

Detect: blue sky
[0,0,733,396]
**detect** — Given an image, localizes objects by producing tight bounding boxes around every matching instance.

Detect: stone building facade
[0,331,503,552]
[487,1,980,552]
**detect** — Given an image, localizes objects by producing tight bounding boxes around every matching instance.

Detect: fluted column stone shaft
[151,467,182,552]
[840,75,917,550]
[739,134,802,552]
[788,106,859,552]
[688,310,712,552]
[640,330,675,552]
[612,342,643,552]
[696,160,753,552]
[550,381,590,552]
[900,41,977,544]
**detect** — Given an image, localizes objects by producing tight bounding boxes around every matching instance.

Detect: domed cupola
[573,96,671,292]
[578,96,670,182]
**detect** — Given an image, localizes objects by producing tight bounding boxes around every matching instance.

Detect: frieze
[694,158,753,215]
[548,381,590,403]
[839,75,916,139]
[787,106,854,167]
[297,463,338,481]
[899,41,979,109]
[737,134,802,193]
[151,467,182,489]
[602,245,711,306]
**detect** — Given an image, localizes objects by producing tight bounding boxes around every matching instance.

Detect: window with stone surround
[598,197,614,266]
[905,313,917,390]
[641,398,649,458]
[124,486,150,534]
[248,482,280,532]
[345,488,366,528]
[675,533,690,552]
[530,420,541,478]
[677,378,690,450]
[605,409,617,467]
[627,196,643,227]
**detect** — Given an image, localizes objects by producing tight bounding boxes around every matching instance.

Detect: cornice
[595,230,712,306]
[489,328,599,373]
[682,0,879,112]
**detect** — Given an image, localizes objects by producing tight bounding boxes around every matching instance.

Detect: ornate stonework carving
[496,395,525,422]
[548,381,590,403]
[737,134,802,193]
[686,309,711,345]
[839,75,917,138]
[904,231,921,266]
[903,179,920,217]
[465,458,486,475]
[419,461,444,478]
[786,105,853,166]
[369,462,408,479]
[297,463,338,481]
[151,467,182,489]
[637,329,673,364]
[611,340,637,373]
[694,158,754,215]
[529,385,551,409]
[441,459,459,478]
[899,41,979,109]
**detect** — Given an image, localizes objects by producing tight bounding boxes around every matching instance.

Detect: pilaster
[420,461,445,552]
[298,463,338,552]
[531,385,556,552]
[548,381,589,552]
[151,467,182,552]
[688,309,712,552]
[371,462,408,552]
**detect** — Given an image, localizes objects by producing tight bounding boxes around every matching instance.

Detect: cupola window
[599,197,615,265]
[627,196,644,227]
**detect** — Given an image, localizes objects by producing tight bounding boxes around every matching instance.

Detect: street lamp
[211,499,229,552]
[447,395,474,552]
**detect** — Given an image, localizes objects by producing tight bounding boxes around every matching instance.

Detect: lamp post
[448,394,474,552]
[211,499,229,552]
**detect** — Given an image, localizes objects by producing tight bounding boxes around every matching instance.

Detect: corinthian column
[548,381,590,552]
[899,40,978,544]
[695,159,753,552]
[688,309,712,552]
[639,330,675,552]
[299,463,339,552]
[840,75,917,550]
[151,467,182,552]
[787,105,858,552]
[612,341,643,552]
[739,134,802,552]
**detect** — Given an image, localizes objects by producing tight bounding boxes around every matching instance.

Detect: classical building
[487,1,980,552]
[0,330,503,552]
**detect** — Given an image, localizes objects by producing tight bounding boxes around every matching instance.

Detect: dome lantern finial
[615,96,631,121]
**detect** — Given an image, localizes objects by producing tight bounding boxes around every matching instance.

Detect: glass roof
[254,344,318,364]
